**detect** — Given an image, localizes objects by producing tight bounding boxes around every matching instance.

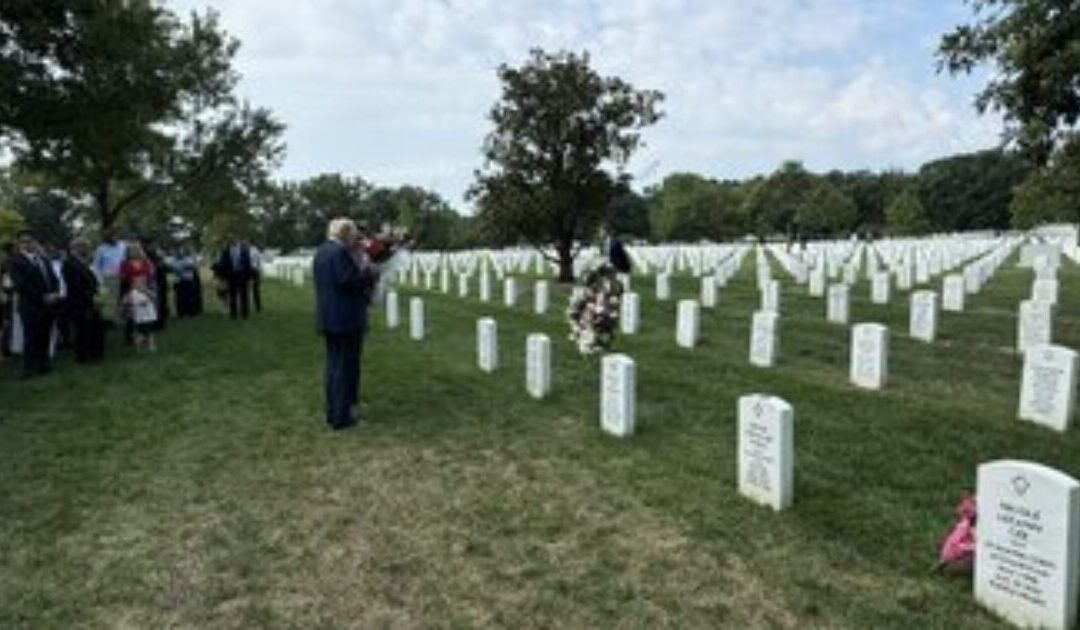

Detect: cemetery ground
[1,256,1079,629]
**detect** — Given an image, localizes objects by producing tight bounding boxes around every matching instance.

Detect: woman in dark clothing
[62,238,105,362]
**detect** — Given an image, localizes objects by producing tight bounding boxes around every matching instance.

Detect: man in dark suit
[8,231,61,378]
[313,218,377,430]
[217,239,254,320]
[63,238,105,363]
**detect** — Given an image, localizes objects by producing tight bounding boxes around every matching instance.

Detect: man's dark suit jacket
[217,244,253,281]
[313,240,375,336]
[8,251,59,317]
[62,256,99,311]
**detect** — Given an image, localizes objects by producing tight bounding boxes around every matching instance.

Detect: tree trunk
[557,241,575,283]
[96,180,114,231]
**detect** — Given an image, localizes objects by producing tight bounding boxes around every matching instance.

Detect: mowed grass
[1,251,1079,629]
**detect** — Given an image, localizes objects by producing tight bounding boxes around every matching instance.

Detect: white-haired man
[312,218,377,430]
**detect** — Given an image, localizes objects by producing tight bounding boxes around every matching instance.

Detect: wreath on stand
[567,263,624,356]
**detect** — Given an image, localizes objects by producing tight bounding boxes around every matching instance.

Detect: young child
[124,276,158,352]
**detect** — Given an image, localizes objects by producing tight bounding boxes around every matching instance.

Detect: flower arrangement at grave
[567,263,623,356]
[935,492,976,575]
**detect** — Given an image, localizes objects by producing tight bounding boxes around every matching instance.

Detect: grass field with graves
[1,251,1078,628]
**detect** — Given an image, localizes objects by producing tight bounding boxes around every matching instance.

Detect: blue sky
[167,0,1002,208]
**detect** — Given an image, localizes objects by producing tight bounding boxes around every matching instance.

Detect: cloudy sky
[167,0,1001,208]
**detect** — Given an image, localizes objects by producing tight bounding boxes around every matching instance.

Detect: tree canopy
[938,0,1080,164]
[0,0,284,232]
[469,49,663,281]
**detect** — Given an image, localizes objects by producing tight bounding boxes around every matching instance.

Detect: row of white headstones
[275,235,1079,630]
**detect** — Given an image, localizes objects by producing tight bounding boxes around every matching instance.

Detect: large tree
[469,49,663,282]
[915,149,1030,231]
[794,179,858,238]
[885,188,932,235]
[938,0,1080,164]
[1010,134,1080,227]
[741,160,814,237]
[0,1,283,231]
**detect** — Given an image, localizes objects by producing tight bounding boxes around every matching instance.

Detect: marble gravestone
[943,274,966,312]
[871,272,891,305]
[761,279,781,314]
[676,300,700,348]
[477,317,498,372]
[1019,344,1078,432]
[909,290,938,343]
[1033,279,1060,305]
[656,273,671,301]
[620,292,640,335]
[975,460,1079,630]
[439,267,450,294]
[850,323,889,390]
[503,278,518,307]
[749,310,779,368]
[458,274,469,298]
[827,284,849,325]
[600,354,636,437]
[534,280,549,315]
[737,394,794,511]
[385,290,400,329]
[526,333,551,399]
[409,297,424,341]
[809,268,826,297]
[896,264,913,291]
[1017,300,1055,354]
[618,273,632,292]
[700,276,718,308]
[479,272,492,302]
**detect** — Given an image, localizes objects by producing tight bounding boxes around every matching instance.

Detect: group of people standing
[0,230,211,378]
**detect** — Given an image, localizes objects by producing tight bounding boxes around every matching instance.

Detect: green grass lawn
[2,253,1079,629]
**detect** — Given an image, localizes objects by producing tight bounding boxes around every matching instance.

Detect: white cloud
[167,0,1000,204]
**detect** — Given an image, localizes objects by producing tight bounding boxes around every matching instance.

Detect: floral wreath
[567,263,624,356]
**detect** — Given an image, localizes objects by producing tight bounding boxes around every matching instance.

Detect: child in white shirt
[124,277,158,352]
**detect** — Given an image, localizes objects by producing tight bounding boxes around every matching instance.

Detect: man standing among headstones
[217,237,255,320]
[8,231,61,378]
[313,218,377,430]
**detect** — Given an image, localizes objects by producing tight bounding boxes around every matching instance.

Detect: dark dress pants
[228,277,250,320]
[324,333,362,427]
[21,309,53,377]
[72,306,104,363]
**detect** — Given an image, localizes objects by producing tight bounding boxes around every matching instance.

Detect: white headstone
[809,268,825,297]
[737,394,794,511]
[600,354,635,437]
[526,333,552,399]
[943,275,966,312]
[749,310,779,368]
[439,266,450,294]
[827,284,849,325]
[534,280,549,315]
[1019,344,1078,432]
[909,290,938,343]
[385,290,400,329]
[618,273,632,292]
[409,297,424,341]
[656,273,671,301]
[975,460,1079,630]
[761,279,781,314]
[871,272,891,305]
[700,276,718,308]
[477,317,498,372]
[850,323,889,390]
[479,272,492,302]
[620,292,640,335]
[1033,279,1060,305]
[458,274,469,298]
[1018,300,1055,354]
[503,277,517,307]
[676,300,700,349]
